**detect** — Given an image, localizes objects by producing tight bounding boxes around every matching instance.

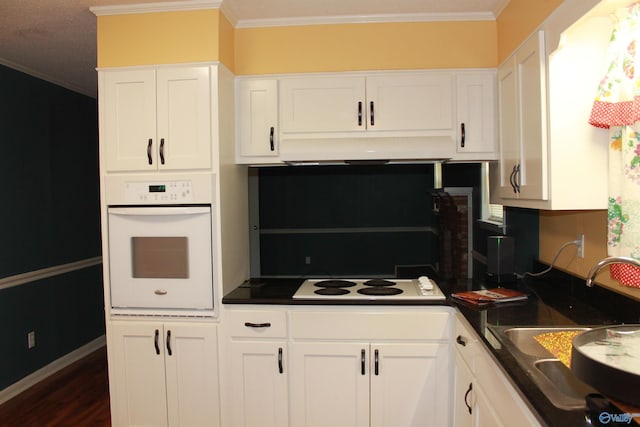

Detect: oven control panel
[124,180,193,203]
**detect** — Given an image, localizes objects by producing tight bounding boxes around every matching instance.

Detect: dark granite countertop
[222,266,640,427]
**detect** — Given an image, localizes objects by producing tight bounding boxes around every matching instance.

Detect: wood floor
[0,347,111,427]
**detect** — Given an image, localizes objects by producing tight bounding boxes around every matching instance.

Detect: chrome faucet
[585,256,640,287]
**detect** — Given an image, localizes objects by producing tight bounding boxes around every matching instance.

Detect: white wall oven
[105,175,216,316]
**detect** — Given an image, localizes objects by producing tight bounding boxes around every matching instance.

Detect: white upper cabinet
[492,3,612,209]
[280,76,366,133]
[236,79,279,160]
[495,31,547,201]
[279,73,453,134]
[102,66,211,172]
[453,71,497,160]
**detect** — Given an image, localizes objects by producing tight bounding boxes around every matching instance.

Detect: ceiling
[0,0,509,98]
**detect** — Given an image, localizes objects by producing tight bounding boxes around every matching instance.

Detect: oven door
[107,206,214,311]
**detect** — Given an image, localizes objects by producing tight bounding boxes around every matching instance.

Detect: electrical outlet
[576,234,585,259]
[305,256,311,265]
[27,331,36,349]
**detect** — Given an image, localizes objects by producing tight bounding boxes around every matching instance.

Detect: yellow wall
[234,21,497,75]
[96,9,497,73]
[96,9,222,68]
[496,0,563,64]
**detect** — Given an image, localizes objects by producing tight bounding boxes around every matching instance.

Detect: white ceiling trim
[235,11,497,29]
[90,0,222,16]
[0,56,94,98]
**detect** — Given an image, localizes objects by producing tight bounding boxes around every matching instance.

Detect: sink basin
[503,326,591,358]
[490,326,596,410]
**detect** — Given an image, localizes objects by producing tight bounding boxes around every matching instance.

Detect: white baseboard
[0,335,106,405]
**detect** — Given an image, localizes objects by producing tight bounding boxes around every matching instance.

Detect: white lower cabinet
[220,309,289,427]
[108,321,220,427]
[290,341,450,427]
[289,309,452,427]
[453,315,540,427]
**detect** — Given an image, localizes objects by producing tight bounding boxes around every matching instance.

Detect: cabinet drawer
[224,310,287,338]
[291,309,451,340]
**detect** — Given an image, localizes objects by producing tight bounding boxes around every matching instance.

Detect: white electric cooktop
[292,277,445,300]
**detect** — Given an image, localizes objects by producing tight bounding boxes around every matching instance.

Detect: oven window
[131,237,189,278]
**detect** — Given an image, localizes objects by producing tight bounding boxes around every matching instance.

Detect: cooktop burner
[292,277,445,300]
[357,287,403,296]
[314,280,357,288]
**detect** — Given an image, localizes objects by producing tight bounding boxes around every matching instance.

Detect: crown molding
[90,0,222,16]
[235,11,496,28]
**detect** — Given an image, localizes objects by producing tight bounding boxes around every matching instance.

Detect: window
[481,162,505,226]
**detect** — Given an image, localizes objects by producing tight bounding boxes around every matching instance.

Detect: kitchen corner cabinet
[279,73,454,134]
[289,309,451,427]
[221,310,289,427]
[496,31,547,202]
[101,66,211,172]
[236,79,279,161]
[453,316,540,427]
[452,71,497,161]
[108,321,220,427]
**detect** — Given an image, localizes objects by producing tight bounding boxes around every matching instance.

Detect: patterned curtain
[589,2,640,287]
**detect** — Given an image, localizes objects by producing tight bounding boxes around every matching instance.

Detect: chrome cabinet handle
[464,382,473,414]
[159,138,165,165]
[147,139,153,165]
[358,101,363,126]
[456,335,467,347]
[244,322,271,328]
[361,349,366,375]
[154,289,167,295]
[154,329,160,355]
[370,101,375,126]
[374,349,379,376]
[166,330,172,356]
[278,347,284,374]
[460,123,466,147]
[269,127,275,151]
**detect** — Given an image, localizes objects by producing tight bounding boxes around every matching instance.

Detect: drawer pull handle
[464,382,473,414]
[244,322,271,328]
[361,349,366,375]
[154,289,168,295]
[456,335,467,347]
[278,347,284,374]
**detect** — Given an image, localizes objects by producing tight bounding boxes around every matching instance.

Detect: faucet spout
[585,256,640,287]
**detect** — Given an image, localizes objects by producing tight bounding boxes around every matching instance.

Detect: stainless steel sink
[489,326,596,410]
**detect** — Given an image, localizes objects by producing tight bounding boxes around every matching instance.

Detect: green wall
[0,65,104,390]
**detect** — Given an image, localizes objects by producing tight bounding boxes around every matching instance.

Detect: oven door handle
[108,206,210,216]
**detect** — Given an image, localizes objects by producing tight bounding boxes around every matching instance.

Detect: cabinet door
[164,323,220,427]
[497,58,520,199]
[370,342,450,427]
[365,73,453,132]
[455,72,497,158]
[156,67,211,170]
[237,79,279,158]
[453,351,475,427]
[228,341,289,427]
[108,321,169,427]
[290,341,369,427]
[516,31,547,200]
[103,69,157,172]
[280,77,366,133]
